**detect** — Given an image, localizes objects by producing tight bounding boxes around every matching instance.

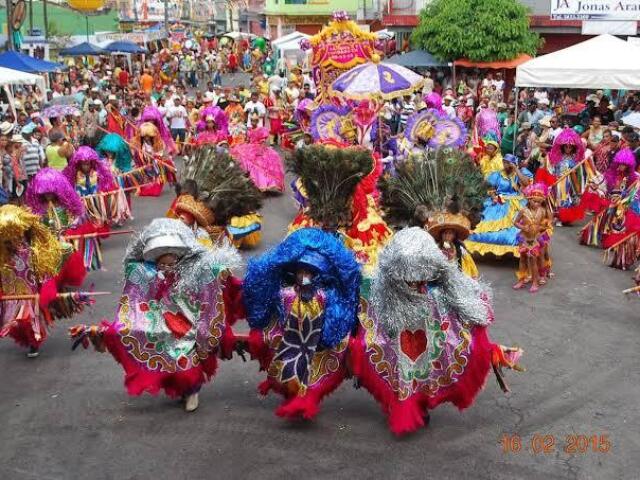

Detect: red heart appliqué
[400,329,428,362]
[163,311,193,339]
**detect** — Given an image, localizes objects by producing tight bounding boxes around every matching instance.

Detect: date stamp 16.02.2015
[500,433,611,455]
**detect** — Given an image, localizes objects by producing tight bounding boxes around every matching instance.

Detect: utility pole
[43,0,49,39]
[5,0,14,50]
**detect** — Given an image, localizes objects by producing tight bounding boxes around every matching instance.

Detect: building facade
[264,0,381,38]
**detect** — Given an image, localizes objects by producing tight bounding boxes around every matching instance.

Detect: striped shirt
[22,140,42,177]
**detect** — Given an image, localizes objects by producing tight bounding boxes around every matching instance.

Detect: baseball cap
[21,123,37,134]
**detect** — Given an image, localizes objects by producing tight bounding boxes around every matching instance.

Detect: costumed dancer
[69,218,243,412]
[466,154,533,258]
[178,145,264,249]
[513,183,553,292]
[540,129,594,225]
[581,149,640,269]
[243,227,361,420]
[350,227,524,436]
[230,113,285,193]
[225,94,247,146]
[25,168,97,274]
[194,106,229,147]
[95,133,135,223]
[131,122,172,197]
[288,144,392,272]
[0,205,89,358]
[379,148,485,279]
[474,134,504,178]
[473,107,502,146]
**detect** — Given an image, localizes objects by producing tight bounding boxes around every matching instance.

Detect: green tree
[411,0,542,62]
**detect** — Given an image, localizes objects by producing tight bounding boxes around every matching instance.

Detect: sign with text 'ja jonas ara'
[551,0,640,20]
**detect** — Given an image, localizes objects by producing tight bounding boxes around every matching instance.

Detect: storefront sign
[551,0,640,21]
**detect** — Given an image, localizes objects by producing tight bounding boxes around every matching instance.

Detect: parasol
[43,104,80,118]
[330,55,424,101]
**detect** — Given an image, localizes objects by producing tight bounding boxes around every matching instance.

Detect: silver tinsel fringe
[370,227,491,337]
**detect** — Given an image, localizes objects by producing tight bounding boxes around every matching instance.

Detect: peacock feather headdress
[181,145,263,226]
[379,147,487,229]
[287,144,373,230]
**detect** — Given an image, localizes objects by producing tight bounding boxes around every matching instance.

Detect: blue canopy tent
[387,50,451,68]
[104,41,148,54]
[0,51,65,73]
[60,42,107,56]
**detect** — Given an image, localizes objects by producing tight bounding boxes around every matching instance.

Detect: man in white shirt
[166,97,188,154]
[244,91,266,127]
[442,95,456,119]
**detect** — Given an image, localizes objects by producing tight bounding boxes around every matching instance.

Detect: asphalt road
[1,178,638,480]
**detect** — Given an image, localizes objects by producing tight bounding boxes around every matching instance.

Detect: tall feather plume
[379,148,487,228]
[181,145,263,225]
[287,145,373,230]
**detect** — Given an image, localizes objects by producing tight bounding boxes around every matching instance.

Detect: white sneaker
[26,347,39,358]
[184,393,199,412]
[555,221,563,227]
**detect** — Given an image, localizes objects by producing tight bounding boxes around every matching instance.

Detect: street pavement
[1,178,638,480]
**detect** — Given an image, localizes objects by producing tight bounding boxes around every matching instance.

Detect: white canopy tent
[272,32,311,68]
[0,67,46,120]
[516,34,640,89]
[272,32,310,53]
[0,66,42,86]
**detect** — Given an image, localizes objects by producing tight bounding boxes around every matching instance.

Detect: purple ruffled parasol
[331,61,424,101]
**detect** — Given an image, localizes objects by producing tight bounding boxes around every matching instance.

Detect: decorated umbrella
[43,104,81,118]
[330,55,424,101]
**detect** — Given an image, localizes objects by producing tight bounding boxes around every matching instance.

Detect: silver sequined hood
[125,218,241,294]
[370,227,491,336]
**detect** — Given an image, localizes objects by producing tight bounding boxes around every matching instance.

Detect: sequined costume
[70,219,244,400]
[243,228,361,420]
[350,228,523,436]
[0,206,89,352]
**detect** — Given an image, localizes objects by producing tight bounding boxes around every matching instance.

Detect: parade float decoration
[302,11,379,103]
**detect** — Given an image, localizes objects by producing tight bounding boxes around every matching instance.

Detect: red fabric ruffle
[102,322,218,399]
[579,192,609,215]
[557,205,585,224]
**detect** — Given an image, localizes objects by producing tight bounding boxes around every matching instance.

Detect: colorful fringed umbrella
[43,104,80,118]
[330,55,424,101]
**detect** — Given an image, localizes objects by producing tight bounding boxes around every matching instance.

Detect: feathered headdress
[63,146,116,192]
[287,145,373,230]
[96,133,133,173]
[522,182,549,201]
[379,147,487,228]
[370,227,490,336]
[243,227,361,348]
[197,106,229,135]
[549,128,585,166]
[475,108,502,142]
[181,145,263,226]
[139,105,177,154]
[25,168,85,218]
[0,205,63,280]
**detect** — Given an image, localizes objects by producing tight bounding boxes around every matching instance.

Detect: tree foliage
[411,0,542,62]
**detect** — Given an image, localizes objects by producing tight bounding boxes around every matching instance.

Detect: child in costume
[194,106,229,147]
[378,148,485,279]
[63,146,116,197]
[513,183,553,293]
[179,145,264,249]
[230,113,285,193]
[350,228,523,436]
[26,167,109,271]
[69,218,243,412]
[0,205,89,358]
[96,133,133,178]
[243,228,361,420]
[131,122,175,197]
[466,154,533,258]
